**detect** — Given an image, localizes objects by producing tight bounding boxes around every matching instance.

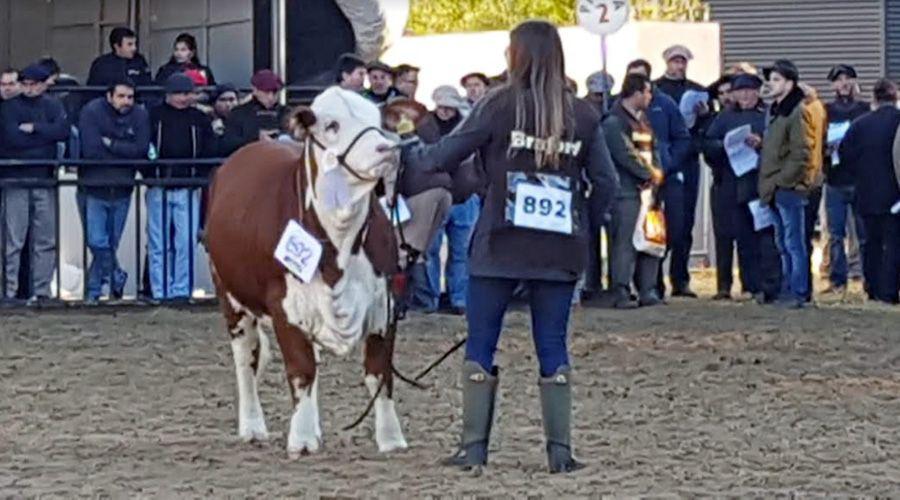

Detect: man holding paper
[839,79,900,304]
[823,64,870,294]
[703,74,780,302]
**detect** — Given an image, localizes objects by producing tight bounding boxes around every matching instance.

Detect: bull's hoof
[238,418,269,443]
[287,440,321,460]
[377,435,408,453]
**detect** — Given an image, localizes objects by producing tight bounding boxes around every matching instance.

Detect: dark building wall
[707,0,885,98]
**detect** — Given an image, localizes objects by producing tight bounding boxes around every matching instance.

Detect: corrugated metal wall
[707,0,885,97]
[886,0,900,79]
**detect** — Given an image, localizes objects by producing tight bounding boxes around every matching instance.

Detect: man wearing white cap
[654,44,709,298]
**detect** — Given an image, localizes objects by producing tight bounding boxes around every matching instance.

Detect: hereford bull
[205,87,408,457]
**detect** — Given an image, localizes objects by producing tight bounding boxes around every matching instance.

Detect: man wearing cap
[461,72,490,106]
[362,61,401,105]
[759,60,826,308]
[145,73,215,300]
[840,78,900,304]
[823,64,870,294]
[584,71,615,116]
[0,63,70,300]
[221,70,287,156]
[335,53,367,93]
[405,85,472,314]
[655,45,711,298]
[703,74,781,302]
[204,83,240,137]
[77,78,150,301]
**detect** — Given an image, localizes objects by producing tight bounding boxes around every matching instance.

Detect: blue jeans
[825,184,866,287]
[465,276,575,377]
[79,192,131,299]
[425,196,479,308]
[773,190,809,300]
[146,188,200,299]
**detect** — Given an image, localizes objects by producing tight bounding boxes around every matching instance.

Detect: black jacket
[147,103,215,179]
[825,97,870,186]
[220,98,289,156]
[0,94,70,178]
[655,76,706,106]
[78,97,150,197]
[839,105,900,216]
[702,103,766,204]
[655,76,710,175]
[404,88,617,282]
[155,61,217,86]
[87,52,153,88]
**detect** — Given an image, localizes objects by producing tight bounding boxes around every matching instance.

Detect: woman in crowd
[155,33,216,86]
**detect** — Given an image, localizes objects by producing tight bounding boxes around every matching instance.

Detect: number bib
[506,172,575,235]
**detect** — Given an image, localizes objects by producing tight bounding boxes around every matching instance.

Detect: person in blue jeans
[146,73,214,300]
[78,78,150,300]
[425,195,479,314]
[758,60,826,308]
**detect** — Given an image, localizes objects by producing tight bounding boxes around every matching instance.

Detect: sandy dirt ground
[1,272,899,497]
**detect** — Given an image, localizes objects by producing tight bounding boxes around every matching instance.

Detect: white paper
[379,195,412,226]
[513,183,573,234]
[892,200,900,215]
[679,90,709,129]
[748,199,777,231]
[274,220,323,283]
[724,125,759,177]
[827,121,851,165]
[827,121,851,146]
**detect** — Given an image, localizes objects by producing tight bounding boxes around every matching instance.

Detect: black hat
[460,72,490,87]
[20,63,51,83]
[366,61,393,75]
[763,59,799,83]
[164,73,195,94]
[731,74,763,91]
[827,64,857,82]
[212,82,238,101]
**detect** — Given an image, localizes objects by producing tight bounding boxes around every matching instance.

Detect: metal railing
[0,159,222,309]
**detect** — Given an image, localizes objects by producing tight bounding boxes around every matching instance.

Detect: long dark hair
[505,20,573,169]
[169,33,201,66]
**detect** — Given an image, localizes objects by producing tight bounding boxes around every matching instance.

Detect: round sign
[576,0,630,35]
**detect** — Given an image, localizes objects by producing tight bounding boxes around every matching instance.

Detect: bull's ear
[290,106,317,140]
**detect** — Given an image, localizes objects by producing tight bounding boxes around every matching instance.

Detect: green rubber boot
[442,361,498,469]
[539,366,585,474]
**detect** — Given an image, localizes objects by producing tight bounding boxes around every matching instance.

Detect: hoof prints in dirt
[1,302,899,496]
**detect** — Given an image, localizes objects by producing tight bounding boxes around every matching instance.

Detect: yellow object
[644,207,667,245]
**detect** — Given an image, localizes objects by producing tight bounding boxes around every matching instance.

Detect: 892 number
[522,195,567,218]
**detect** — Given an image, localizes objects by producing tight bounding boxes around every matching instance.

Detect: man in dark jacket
[627,59,694,297]
[78,78,150,301]
[823,64,870,293]
[146,74,214,300]
[654,45,711,298]
[702,74,780,301]
[221,70,287,155]
[604,73,664,308]
[0,64,69,299]
[86,27,152,101]
[839,78,900,304]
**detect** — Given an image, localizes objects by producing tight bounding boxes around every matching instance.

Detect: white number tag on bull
[274,220,323,283]
[513,182,573,234]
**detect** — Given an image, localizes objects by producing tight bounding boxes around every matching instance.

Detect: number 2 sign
[576,0,630,36]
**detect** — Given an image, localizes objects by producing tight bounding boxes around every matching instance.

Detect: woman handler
[403,20,618,473]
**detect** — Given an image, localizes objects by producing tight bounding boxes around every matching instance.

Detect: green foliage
[406,0,710,35]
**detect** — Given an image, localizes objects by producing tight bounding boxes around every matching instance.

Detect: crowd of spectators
[1,26,898,310]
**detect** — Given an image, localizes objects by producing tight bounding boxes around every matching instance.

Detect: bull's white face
[308,87,399,188]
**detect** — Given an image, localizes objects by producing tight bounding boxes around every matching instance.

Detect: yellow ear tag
[397,116,415,136]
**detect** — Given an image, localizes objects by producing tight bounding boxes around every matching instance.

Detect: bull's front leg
[269,302,322,458]
[364,334,408,453]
